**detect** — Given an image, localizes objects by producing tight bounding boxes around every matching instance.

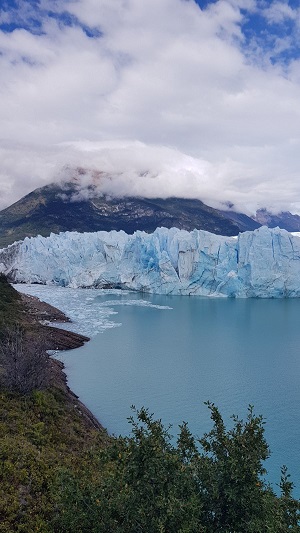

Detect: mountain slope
[255,209,300,232]
[0,182,260,247]
[219,209,261,232]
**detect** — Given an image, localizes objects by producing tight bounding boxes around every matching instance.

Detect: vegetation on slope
[0,275,299,532]
[1,394,299,532]
[0,273,22,330]
[0,388,108,532]
[0,275,108,531]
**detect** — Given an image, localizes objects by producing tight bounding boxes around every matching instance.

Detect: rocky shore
[20,292,105,431]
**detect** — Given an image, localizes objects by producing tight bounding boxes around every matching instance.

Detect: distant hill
[255,209,300,232]
[0,181,261,247]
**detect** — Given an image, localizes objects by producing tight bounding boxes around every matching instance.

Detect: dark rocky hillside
[0,181,261,247]
[255,208,300,232]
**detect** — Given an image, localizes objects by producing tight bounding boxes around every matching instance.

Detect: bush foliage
[1,392,300,531]
[53,405,300,533]
[0,273,21,333]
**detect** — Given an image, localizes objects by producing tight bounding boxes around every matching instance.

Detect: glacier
[1,226,300,297]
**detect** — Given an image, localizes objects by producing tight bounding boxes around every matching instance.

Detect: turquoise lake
[15,285,300,495]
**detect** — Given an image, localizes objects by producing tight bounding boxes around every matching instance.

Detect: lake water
[15,285,300,494]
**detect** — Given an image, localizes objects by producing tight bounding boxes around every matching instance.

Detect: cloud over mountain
[1,0,300,214]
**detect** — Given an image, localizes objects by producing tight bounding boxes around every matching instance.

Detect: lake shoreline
[20,291,106,432]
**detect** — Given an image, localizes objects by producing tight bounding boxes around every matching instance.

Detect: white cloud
[1,0,300,214]
[263,2,297,24]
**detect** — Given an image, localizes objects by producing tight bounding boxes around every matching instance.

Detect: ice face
[1,226,300,297]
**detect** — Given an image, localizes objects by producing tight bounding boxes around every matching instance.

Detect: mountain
[0,181,261,247]
[1,226,299,298]
[219,208,261,232]
[254,209,300,232]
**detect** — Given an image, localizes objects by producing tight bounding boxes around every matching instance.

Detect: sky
[1,0,300,214]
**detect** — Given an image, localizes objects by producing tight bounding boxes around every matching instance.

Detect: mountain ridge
[1,180,300,248]
[0,181,260,247]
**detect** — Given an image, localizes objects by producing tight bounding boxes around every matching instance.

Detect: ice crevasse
[1,226,300,298]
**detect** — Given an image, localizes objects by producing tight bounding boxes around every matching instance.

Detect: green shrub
[53,405,300,533]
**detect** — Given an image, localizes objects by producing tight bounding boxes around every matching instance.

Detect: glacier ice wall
[1,226,300,297]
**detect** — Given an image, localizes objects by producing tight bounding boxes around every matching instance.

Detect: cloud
[0,0,300,215]
[262,2,297,24]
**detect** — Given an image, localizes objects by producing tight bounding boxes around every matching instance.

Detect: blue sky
[1,0,300,213]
